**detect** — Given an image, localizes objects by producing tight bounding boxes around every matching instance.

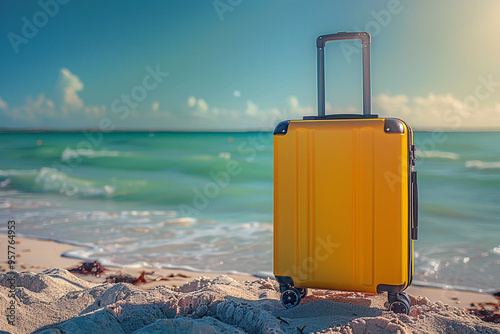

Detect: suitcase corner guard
[273,120,290,135]
[384,119,405,134]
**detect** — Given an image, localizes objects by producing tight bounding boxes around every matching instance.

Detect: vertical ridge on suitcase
[353,127,375,287]
[295,129,314,282]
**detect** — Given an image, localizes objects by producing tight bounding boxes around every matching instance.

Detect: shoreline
[1,236,257,289]
[11,233,497,294]
[1,236,497,307]
[1,236,499,333]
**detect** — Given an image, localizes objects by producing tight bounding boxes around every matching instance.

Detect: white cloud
[197,98,208,112]
[0,97,7,110]
[375,94,411,116]
[84,105,106,118]
[2,68,112,126]
[4,68,90,124]
[2,67,175,128]
[286,95,314,116]
[245,100,259,116]
[375,93,500,130]
[152,101,159,112]
[287,96,299,110]
[181,93,500,131]
[187,96,210,116]
[187,96,196,107]
[57,68,84,112]
[10,94,55,121]
[184,95,316,125]
[184,95,315,126]
[233,90,241,97]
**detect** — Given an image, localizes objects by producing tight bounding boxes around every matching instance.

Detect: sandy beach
[0,237,498,333]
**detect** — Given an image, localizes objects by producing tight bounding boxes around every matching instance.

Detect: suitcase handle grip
[316,32,371,48]
[304,114,378,120]
[317,32,371,117]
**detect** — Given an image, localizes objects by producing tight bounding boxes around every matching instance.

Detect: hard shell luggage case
[273,32,418,314]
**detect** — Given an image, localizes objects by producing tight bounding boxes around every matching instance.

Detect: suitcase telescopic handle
[316,32,371,116]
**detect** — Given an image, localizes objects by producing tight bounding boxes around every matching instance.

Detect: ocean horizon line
[1,128,500,134]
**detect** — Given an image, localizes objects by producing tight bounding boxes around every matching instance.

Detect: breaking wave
[416,150,459,160]
[465,160,500,170]
[61,148,134,162]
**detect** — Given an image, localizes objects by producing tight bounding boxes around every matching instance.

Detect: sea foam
[61,148,132,162]
[465,160,500,170]
[416,150,459,160]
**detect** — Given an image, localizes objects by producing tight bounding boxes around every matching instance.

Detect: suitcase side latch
[410,145,417,168]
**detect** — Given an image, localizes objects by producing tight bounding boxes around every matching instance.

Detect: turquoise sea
[0,131,499,292]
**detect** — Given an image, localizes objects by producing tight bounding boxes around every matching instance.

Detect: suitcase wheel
[280,287,301,309]
[398,291,411,305]
[389,298,410,314]
[388,292,411,315]
[297,287,308,299]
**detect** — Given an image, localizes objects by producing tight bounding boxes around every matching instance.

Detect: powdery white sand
[1,269,499,334]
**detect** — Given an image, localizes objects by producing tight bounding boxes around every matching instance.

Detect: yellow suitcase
[273,32,418,314]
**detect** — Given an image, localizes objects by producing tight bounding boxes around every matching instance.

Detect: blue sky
[1,0,500,130]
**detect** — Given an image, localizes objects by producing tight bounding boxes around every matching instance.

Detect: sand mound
[0,269,499,333]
